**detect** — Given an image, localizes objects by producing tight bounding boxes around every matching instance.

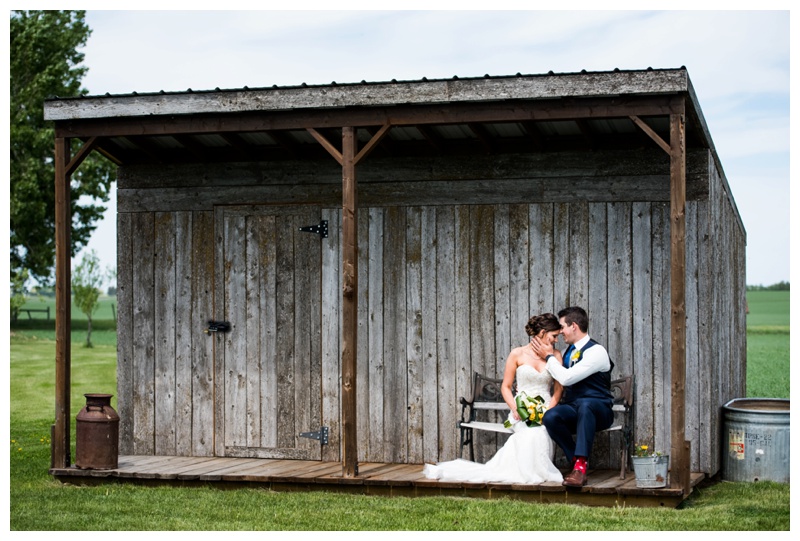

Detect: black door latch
[205,321,231,334]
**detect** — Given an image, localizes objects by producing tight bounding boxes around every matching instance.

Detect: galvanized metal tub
[722,398,789,483]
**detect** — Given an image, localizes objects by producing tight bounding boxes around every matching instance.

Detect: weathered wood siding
[117,210,215,456]
[116,148,745,474]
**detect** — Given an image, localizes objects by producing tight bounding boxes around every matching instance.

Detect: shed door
[217,205,324,460]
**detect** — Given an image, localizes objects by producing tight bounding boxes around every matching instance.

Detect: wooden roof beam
[519,121,544,151]
[92,138,126,166]
[172,134,214,162]
[123,135,167,163]
[53,96,683,139]
[262,130,300,159]
[416,125,444,153]
[467,123,494,153]
[574,119,595,150]
[364,126,395,156]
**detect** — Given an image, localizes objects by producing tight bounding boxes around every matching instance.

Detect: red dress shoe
[562,469,587,487]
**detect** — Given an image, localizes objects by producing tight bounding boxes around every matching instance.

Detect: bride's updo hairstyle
[525,313,560,337]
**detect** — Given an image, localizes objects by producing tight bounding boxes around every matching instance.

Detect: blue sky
[69,6,791,288]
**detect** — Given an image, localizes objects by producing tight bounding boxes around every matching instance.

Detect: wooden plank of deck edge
[272,461,345,482]
[116,456,203,479]
[362,464,415,485]
[583,469,626,494]
[218,458,294,478]
[223,460,304,482]
[314,462,389,485]
[49,457,701,508]
[180,458,265,480]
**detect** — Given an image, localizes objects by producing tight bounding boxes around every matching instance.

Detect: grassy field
[745,290,790,399]
[8,291,790,530]
[746,290,790,329]
[16,294,118,322]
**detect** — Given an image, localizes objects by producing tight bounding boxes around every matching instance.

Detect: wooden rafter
[307,127,343,165]
[173,134,212,162]
[262,130,299,159]
[354,123,392,165]
[124,135,165,163]
[467,123,494,153]
[574,119,595,150]
[365,126,395,156]
[630,115,670,154]
[92,138,125,166]
[416,125,444,153]
[520,121,544,151]
[66,136,98,176]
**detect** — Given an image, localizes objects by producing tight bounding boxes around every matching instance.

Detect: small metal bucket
[75,393,119,470]
[722,398,790,483]
[632,455,670,488]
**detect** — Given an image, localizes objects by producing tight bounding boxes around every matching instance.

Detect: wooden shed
[45,67,746,498]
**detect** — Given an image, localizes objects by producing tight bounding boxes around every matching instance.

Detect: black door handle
[205,321,231,334]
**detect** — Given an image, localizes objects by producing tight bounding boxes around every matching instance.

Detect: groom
[531,306,614,488]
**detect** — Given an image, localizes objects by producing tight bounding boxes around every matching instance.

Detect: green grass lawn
[8,291,790,530]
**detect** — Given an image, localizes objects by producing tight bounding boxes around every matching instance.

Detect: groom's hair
[558,306,589,333]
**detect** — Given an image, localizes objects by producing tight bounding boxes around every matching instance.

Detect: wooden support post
[53,137,72,469]
[306,124,390,477]
[341,126,358,477]
[669,107,691,494]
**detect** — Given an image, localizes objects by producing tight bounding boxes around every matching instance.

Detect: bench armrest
[459,396,475,423]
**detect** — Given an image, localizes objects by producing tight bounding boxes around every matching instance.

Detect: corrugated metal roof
[42,67,714,167]
[49,66,687,101]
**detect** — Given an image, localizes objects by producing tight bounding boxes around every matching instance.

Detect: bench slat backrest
[609,376,633,410]
[470,372,513,404]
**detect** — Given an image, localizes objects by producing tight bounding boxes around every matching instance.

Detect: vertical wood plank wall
[116,149,745,474]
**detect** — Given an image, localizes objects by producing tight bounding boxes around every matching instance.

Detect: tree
[10,10,115,287]
[73,250,103,347]
[10,269,30,321]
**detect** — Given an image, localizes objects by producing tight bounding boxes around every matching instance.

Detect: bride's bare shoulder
[507,344,529,358]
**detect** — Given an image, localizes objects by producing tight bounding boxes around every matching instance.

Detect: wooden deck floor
[50,455,705,508]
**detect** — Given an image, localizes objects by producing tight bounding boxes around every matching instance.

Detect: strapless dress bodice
[515,363,553,400]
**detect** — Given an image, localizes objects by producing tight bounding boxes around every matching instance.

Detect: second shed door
[217,205,325,460]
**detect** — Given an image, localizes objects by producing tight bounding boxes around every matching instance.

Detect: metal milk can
[75,393,119,469]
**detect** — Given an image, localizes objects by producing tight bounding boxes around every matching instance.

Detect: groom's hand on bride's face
[531,336,554,357]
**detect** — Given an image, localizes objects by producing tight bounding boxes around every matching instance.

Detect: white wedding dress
[423,364,563,484]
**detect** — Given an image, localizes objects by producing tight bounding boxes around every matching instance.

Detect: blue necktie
[563,344,574,367]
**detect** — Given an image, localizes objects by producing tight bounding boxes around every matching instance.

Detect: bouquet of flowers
[503,392,547,428]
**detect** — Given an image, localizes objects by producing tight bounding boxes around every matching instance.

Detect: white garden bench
[458,371,634,479]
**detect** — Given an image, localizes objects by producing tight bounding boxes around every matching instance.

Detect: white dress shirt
[545,335,611,386]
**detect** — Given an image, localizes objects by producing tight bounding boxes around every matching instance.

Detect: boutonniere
[570,350,582,363]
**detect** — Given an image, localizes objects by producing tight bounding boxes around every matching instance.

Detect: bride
[423,313,564,484]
